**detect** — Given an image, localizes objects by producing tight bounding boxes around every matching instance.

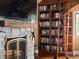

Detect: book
[51,21,59,27]
[46,45,50,51]
[42,29,49,35]
[51,3,63,10]
[51,4,57,10]
[46,13,49,19]
[52,46,57,52]
[52,38,57,44]
[39,6,44,11]
[53,13,63,19]
[39,5,49,11]
[55,13,60,18]
[41,38,50,43]
[58,47,64,52]
[51,30,58,36]
[43,6,47,11]
[39,21,50,27]
[59,38,63,46]
[40,13,46,19]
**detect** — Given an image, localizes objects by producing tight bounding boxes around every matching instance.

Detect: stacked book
[40,13,49,19]
[52,38,57,45]
[51,30,58,36]
[39,21,50,27]
[39,5,48,11]
[42,29,49,35]
[53,13,63,19]
[51,21,59,27]
[41,38,50,43]
[58,47,64,53]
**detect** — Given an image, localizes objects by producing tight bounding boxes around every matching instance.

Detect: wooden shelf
[41,35,50,38]
[51,26,63,29]
[41,43,50,45]
[58,45,66,47]
[52,44,57,46]
[40,27,49,29]
[39,19,49,21]
[58,52,65,53]
[39,10,50,13]
[51,18,63,20]
[51,27,58,29]
[51,9,63,12]
[38,0,73,57]
[52,35,63,38]
[64,24,72,27]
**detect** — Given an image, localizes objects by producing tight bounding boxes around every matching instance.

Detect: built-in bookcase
[38,1,73,57]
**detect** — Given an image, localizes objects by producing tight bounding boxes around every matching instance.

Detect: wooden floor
[39,56,79,59]
[39,51,79,59]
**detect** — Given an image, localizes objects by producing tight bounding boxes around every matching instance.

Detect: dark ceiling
[0,0,36,17]
[0,0,14,8]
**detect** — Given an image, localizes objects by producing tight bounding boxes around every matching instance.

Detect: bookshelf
[38,0,73,57]
[64,12,73,56]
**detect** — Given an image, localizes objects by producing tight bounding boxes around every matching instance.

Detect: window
[75,13,79,36]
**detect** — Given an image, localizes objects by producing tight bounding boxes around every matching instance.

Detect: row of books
[40,40,64,52]
[39,21,50,27]
[52,38,57,44]
[40,45,50,51]
[42,29,49,35]
[40,13,49,19]
[41,38,50,43]
[39,5,49,11]
[51,29,63,38]
[58,47,64,52]
[39,3,63,11]
[51,46,57,52]
[59,38,64,45]
[40,37,64,46]
[41,29,63,36]
[51,46,64,52]
[52,13,63,19]
[51,21,59,27]
[59,29,63,36]
[52,38,64,45]
[39,21,63,28]
[40,13,63,19]
[51,3,63,10]
[51,30,58,36]
[51,21,63,27]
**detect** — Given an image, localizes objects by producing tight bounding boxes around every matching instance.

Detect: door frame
[73,11,79,56]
